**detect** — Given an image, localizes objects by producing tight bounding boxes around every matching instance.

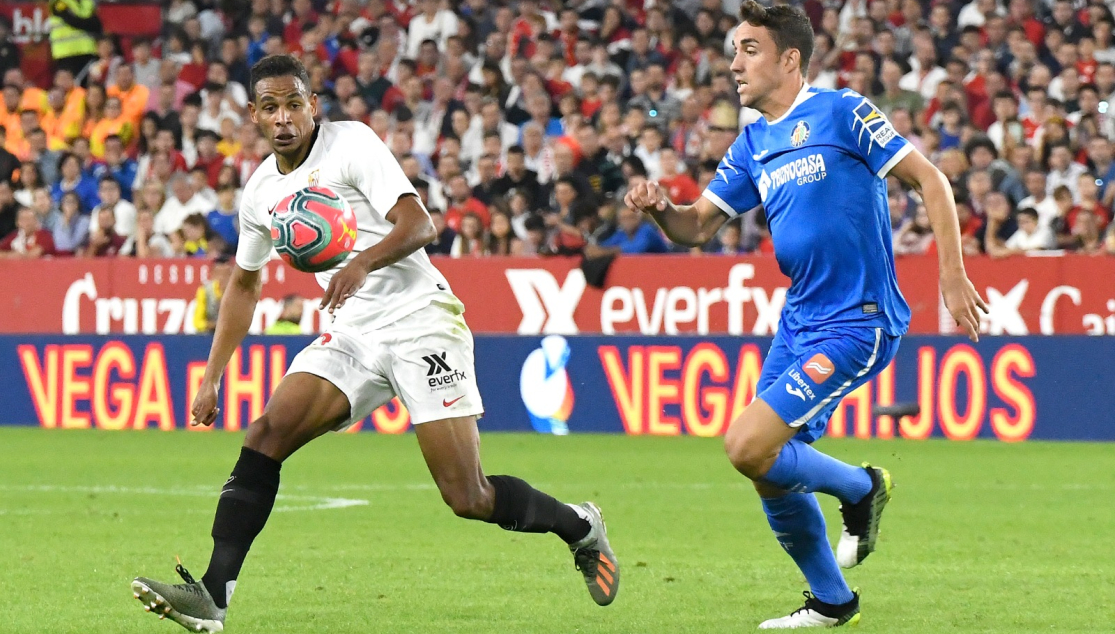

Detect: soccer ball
[270,186,357,273]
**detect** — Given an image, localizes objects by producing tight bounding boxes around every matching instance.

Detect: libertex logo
[505,269,587,335]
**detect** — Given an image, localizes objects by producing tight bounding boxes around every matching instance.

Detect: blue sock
[762,493,853,605]
[763,439,872,503]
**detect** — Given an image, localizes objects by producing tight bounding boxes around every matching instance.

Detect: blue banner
[1,335,1110,441]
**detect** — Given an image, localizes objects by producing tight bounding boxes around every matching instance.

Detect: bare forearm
[917,170,966,275]
[201,283,260,385]
[349,222,434,274]
[648,202,710,247]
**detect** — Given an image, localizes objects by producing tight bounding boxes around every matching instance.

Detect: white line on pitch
[0,484,368,513]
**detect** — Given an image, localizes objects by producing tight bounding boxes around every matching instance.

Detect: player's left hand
[941,272,988,342]
[320,259,368,314]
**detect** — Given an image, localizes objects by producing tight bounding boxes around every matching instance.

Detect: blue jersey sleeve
[836,90,914,178]
[701,136,760,217]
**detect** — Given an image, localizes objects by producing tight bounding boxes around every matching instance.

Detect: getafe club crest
[308,169,320,187]
[790,121,810,147]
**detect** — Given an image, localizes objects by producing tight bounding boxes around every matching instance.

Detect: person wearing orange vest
[88,96,133,158]
[0,84,20,136]
[54,68,86,121]
[106,65,148,127]
[2,68,48,117]
[40,86,84,149]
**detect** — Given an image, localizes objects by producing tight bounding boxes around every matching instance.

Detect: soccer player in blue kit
[625,2,988,629]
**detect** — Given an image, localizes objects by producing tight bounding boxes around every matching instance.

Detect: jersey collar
[767,83,814,126]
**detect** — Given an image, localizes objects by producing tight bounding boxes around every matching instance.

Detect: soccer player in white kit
[131,55,619,633]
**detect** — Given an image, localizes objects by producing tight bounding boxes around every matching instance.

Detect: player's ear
[783,48,800,74]
[309,93,319,118]
[247,101,258,124]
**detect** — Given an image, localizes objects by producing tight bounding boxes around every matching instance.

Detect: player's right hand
[624,180,669,213]
[190,381,220,427]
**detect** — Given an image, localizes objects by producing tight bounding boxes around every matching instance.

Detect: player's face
[249,75,319,158]
[730,22,792,110]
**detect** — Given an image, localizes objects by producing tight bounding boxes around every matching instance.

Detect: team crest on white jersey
[308,169,321,187]
[790,121,810,147]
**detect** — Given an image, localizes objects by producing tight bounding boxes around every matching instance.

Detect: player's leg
[730,327,898,628]
[412,414,618,605]
[132,373,350,632]
[133,331,374,632]
[391,303,619,605]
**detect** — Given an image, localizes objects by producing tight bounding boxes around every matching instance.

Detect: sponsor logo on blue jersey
[757,153,827,201]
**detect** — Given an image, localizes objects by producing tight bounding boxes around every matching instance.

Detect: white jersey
[237,121,461,332]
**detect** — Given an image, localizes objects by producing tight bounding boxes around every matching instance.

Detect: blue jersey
[704,86,912,337]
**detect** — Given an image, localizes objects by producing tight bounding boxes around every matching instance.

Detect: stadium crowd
[1,0,1115,261]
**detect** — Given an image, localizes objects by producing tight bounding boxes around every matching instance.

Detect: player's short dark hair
[1017,207,1039,220]
[737,1,814,71]
[250,54,312,102]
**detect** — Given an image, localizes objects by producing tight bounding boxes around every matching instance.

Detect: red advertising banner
[0,255,1111,335]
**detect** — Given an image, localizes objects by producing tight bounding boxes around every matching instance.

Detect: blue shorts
[757,325,901,443]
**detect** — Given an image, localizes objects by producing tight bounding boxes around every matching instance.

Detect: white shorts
[285,302,485,430]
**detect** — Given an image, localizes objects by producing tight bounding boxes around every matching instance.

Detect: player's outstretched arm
[319,194,435,313]
[624,180,729,247]
[192,265,263,426]
[890,149,989,342]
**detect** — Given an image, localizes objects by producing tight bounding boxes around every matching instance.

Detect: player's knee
[724,428,776,480]
[439,481,494,520]
[244,413,295,461]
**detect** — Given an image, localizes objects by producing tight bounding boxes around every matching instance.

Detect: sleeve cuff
[702,189,737,217]
[876,142,914,178]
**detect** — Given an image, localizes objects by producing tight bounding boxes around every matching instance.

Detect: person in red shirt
[444,173,490,231]
[283,0,319,47]
[85,205,127,257]
[0,207,55,258]
[657,148,700,204]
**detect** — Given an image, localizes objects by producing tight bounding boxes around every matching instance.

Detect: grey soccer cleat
[569,502,620,606]
[836,464,894,569]
[132,563,226,632]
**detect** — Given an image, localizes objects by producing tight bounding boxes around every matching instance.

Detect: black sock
[201,447,281,609]
[485,475,591,544]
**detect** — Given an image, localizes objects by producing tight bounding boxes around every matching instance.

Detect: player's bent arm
[200,265,262,386]
[349,195,436,273]
[645,194,730,247]
[889,149,966,276]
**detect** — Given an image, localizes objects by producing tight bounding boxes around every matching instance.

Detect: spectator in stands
[0,206,54,258]
[52,190,88,255]
[1070,208,1105,253]
[1004,207,1056,253]
[207,185,238,252]
[445,173,489,231]
[85,203,125,257]
[1019,169,1060,231]
[91,175,135,238]
[492,145,543,208]
[658,148,700,205]
[486,209,521,256]
[29,187,57,233]
[0,126,16,183]
[92,135,136,198]
[712,219,746,256]
[0,17,19,81]
[181,213,209,257]
[1045,143,1089,198]
[0,178,18,238]
[450,212,485,257]
[121,208,172,258]
[589,205,668,256]
[51,151,98,211]
[193,254,230,333]
[981,191,1020,257]
[265,295,305,335]
[156,173,211,235]
[894,204,937,256]
[425,209,455,256]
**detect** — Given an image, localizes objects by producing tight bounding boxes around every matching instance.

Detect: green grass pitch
[1,428,1113,633]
